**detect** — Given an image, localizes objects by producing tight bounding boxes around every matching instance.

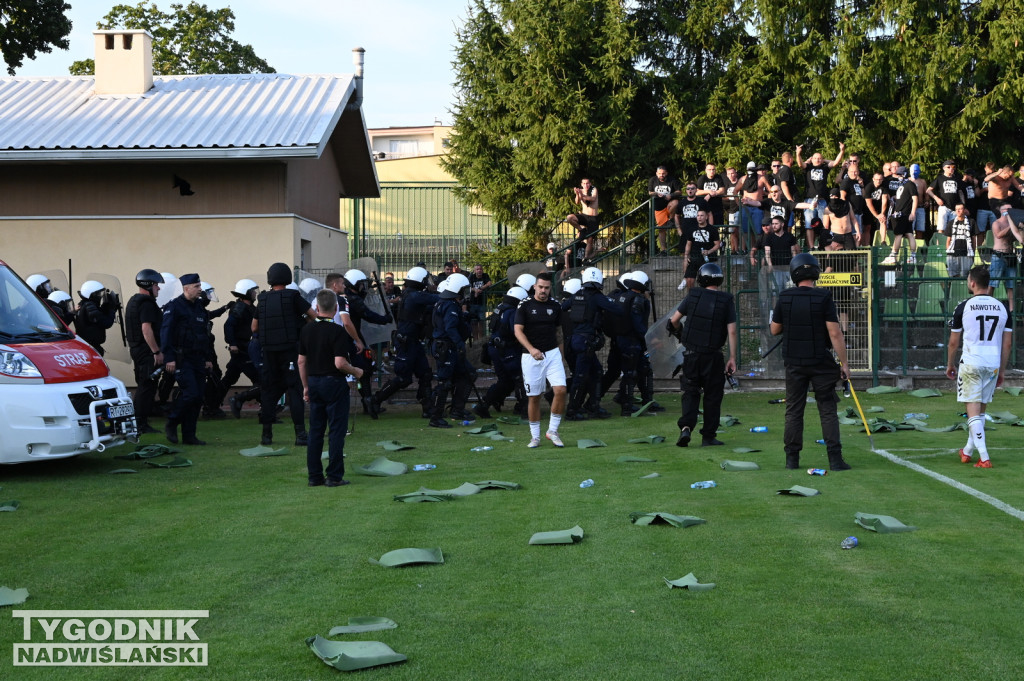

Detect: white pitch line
[873,448,1024,522]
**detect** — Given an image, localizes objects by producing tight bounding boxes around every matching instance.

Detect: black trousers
[677,351,725,438]
[259,347,304,428]
[783,359,842,461]
[130,345,157,424]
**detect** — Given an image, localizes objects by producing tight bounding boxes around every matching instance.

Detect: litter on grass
[328,617,398,635]
[529,525,584,545]
[629,512,706,527]
[854,512,917,533]
[144,456,192,468]
[306,636,406,671]
[0,586,29,606]
[577,439,606,449]
[369,547,444,567]
[0,500,20,511]
[664,573,716,591]
[776,485,820,496]
[356,457,408,476]
[720,460,760,471]
[376,440,414,451]
[239,445,288,457]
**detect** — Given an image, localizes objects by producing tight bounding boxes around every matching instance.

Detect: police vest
[75,300,106,347]
[399,289,436,337]
[257,288,302,351]
[168,297,209,355]
[680,288,732,353]
[778,287,834,365]
[569,288,604,335]
[604,290,633,336]
[125,293,157,347]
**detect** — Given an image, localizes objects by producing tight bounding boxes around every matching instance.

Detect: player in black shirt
[514,273,567,448]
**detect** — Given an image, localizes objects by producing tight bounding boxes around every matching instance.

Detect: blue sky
[11,0,470,128]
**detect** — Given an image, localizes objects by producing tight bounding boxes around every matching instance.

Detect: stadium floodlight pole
[846,375,875,451]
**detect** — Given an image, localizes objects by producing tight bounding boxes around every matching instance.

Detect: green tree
[444,0,650,250]
[0,0,72,75]
[68,1,273,75]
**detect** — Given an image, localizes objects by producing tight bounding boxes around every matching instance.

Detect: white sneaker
[545,431,564,447]
[907,253,916,264]
[677,279,687,291]
[527,437,541,448]
[880,255,897,266]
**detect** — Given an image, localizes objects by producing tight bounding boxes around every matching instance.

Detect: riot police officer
[26,273,54,299]
[565,267,619,420]
[75,280,119,356]
[372,267,437,417]
[160,273,214,445]
[769,253,852,471]
[606,271,656,416]
[668,263,737,447]
[428,272,476,428]
[254,263,316,446]
[340,269,393,418]
[47,290,76,328]
[125,268,165,434]
[473,285,529,419]
[225,279,261,418]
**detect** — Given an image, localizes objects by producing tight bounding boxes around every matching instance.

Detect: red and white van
[0,259,137,463]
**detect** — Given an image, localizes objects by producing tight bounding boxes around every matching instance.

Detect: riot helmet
[616,272,630,290]
[267,262,293,286]
[443,272,471,300]
[135,268,164,296]
[514,273,537,292]
[286,282,301,292]
[26,274,53,298]
[790,253,821,284]
[199,282,218,305]
[581,267,603,289]
[344,269,368,295]
[696,263,724,288]
[404,266,429,290]
[298,277,322,305]
[232,279,259,301]
[506,286,529,302]
[79,280,105,301]
[562,279,582,296]
[629,270,652,291]
[48,290,75,317]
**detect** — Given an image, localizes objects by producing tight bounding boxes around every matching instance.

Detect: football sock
[530,421,541,439]
[968,415,988,461]
[548,414,562,433]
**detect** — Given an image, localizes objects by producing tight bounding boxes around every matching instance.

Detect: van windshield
[0,266,73,341]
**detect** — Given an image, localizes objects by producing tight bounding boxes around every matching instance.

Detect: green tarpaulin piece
[0,586,29,606]
[986,410,1019,423]
[0,500,19,512]
[109,469,138,474]
[486,431,514,441]
[328,617,398,635]
[631,401,656,417]
[911,423,959,433]
[418,483,481,497]
[664,573,716,591]
[867,406,886,413]
[356,457,408,477]
[627,435,665,444]
[376,440,414,451]
[464,424,498,434]
[908,388,942,398]
[731,447,762,453]
[306,636,407,671]
[497,416,525,425]
[529,525,584,545]
[629,512,706,527]
[719,415,740,427]
[577,439,606,449]
[838,415,861,425]
[855,512,917,533]
[393,492,453,503]
[777,485,820,496]
[866,385,901,394]
[617,455,656,462]
[720,460,760,471]
[144,456,192,468]
[640,473,661,479]
[369,547,444,567]
[240,445,289,457]
[1004,387,1023,396]
[472,480,521,490]
[116,444,179,460]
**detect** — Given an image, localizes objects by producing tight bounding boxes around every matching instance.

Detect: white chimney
[349,47,365,110]
[93,30,154,95]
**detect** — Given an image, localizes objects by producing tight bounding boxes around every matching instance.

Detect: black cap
[179,273,200,285]
[942,159,956,167]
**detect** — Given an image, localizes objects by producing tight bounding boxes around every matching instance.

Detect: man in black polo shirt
[679,209,721,291]
[514,273,567,448]
[298,289,364,488]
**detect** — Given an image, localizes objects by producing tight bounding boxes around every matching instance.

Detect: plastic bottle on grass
[841,536,858,549]
[413,464,436,471]
[690,480,717,489]
[470,446,493,452]
[807,468,827,476]
[750,426,768,433]
[579,479,595,488]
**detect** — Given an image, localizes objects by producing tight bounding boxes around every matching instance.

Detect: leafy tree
[68,1,273,75]
[0,0,72,75]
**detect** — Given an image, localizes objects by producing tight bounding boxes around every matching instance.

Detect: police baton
[761,338,783,359]
[116,298,127,347]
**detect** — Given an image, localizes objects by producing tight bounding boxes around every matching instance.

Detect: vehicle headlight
[0,350,43,378]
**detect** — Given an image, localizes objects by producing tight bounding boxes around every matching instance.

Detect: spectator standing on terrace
[945,204,976,279]
[990,204,1024,313]
[565,178,600,261]
[696,163,727,226]
[926,160,966,234]
[796,142,846,239]
[648,166,682,255]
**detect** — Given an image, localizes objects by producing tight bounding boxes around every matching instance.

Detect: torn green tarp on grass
[577,439,606,449]
[627,435,665,444]
[0,500,19,512]
[239,445,289,457]
[777,485,820,496]
[731,447,762,453]
[908,388,942,398]
[109,469,138,474]
[369,547,444,567]
[617,455,656,462]
[116,444,179,459]
[376,440,414,451]
[1004,387,1023,396]
[464,424,497,434]
[356,457,408,477]
[472,480,521,490]
[664,573,716,591]
[855,512,917,533]
[529,525,584,545]
[986,410,1019,423]
[629,512,705,527]
[392,492,453,503]
[328,617,398,635]
[720,460,760,471]
[497,416,525,425]
[306,636,406,671]
[0,586,29,606]
[719,415,740,427]
[640,472,661,479]
[631,401,656,417]
[417,483,481,497]
[486,431,515,441]
[866,386,901,394]
[144,456,192,468]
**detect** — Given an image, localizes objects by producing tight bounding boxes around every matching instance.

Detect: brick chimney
[93,30,154,95]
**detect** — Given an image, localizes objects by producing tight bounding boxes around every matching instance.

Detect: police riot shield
[506,262,546,294]
[345,257,396,347]
[36,269,71,298]
[644,308,685,379]
[84,272,129,366]
[156,274,180,308]
[294,269,323,307]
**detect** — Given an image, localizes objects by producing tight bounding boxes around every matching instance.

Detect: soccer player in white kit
[946,265,1012,468]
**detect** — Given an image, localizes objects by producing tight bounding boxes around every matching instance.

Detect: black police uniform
[256,287,310,444]
[675,287,736,441]
[566,285,619,418]
[428,295,475,425]
[344,287,392,413]
[605,287,654,414]
[75,294,118,356]
[373,286,438,413]
[772,286,846,469]
[477,295,526,417]
[223,300,260,409]
[125,291,162,429]
[160,293,214,444]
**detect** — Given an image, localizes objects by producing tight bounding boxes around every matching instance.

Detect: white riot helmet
[507,286,529,302]
[436,278,449,294]
[48,290,74,315]
[562,279,582,295]
[79,280,104,301]
[515,273,537,291]
[200,282,218,303]
[26,274,53,297]
[629,270,651,291]
[581,267,603,288]
[298,277,321,305]
[233,279,259,301]
[286,282,300,291]
[344,269,368,294]
[443,272,471,299]
[405,266,429,286]
[617,272,630,290]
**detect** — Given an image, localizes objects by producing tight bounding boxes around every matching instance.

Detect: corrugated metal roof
[0,73,356,160]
